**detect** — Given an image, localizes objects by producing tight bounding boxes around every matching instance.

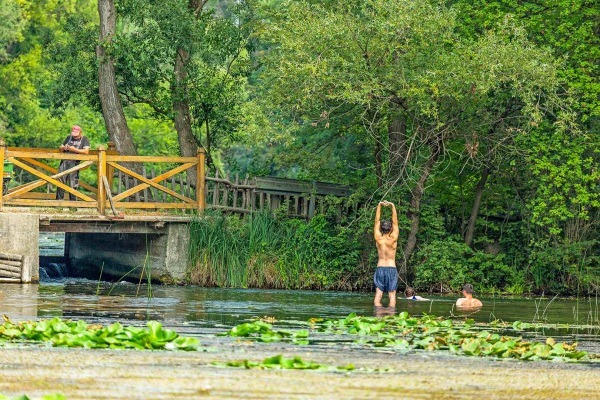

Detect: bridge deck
[4,207,192,234]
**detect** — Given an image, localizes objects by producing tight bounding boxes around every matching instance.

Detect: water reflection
[374,306,396,317]
[0,281,599,344]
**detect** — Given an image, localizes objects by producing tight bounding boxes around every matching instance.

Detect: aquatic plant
[226,313,592,362]
[212,354,355,371]
[319,313,589,361]
[0,395,64,400]
[226,320,310,344]
[0,316,199,351]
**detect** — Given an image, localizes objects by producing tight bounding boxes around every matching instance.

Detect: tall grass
[187,210,368,290]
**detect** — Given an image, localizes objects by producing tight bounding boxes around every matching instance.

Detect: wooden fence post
[308,181,317,219]
[97,146,106,215]
[106,141,116,188]
[196,148,205,212]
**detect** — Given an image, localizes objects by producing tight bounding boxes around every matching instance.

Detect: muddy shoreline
[1,336,598,400]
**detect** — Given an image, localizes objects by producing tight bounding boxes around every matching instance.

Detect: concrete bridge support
[0,214,39,283]
[66,222,190,284]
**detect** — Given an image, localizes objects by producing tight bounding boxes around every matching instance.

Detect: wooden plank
[0,140,5,210]
[6,151,96,161]
[206,204,252,213]
[39,221,171,234]
[19,157,98,196]
[255,177,312,193]
[4,199,97,207]
[0,278,21,283]
[15,192,57,199]
[5,161,95,200]
[213,170,219,206]
[0,252,23,262]
[108,162,194,203]
[7,147,104,155]
[205,177,255,189]
[102,176,119,217]
[196,149,205,212]
[112,202,196,209]
[0,269,21,278]
[0,266,21,275]
[169,176,177,202]
[7,147,62,153]
[178,174,185,198]
[106,155,197,163]
[118,170,123,194]
[16,156,97,195]
[0,259,22,268]
[142,165,149,201]
[97,148,106,215]
[254,176,352,196]
[149,167,158,200]
[7,159,95,202]
[233,174,239,208]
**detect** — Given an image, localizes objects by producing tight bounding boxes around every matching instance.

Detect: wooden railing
[205,172,357,219]
[1,142,356,218]
[0,140,205,214]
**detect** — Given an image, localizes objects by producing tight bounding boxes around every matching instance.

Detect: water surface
[1,281,598,335]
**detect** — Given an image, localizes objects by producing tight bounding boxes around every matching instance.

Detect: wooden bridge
[0,140,353,219]
[0,142,356,284]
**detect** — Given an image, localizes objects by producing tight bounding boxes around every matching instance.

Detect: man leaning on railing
[56,125,90,200]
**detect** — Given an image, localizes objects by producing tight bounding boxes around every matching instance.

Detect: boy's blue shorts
[374,267,398,292]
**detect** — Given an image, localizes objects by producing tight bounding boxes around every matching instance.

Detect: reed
[187,211,367,290]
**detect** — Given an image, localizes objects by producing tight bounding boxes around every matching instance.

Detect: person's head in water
[380,220,392,234]
[404,287,415,297]
[462,283,475,295]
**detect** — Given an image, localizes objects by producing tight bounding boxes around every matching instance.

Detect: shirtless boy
[456,283,483,308]
[373,201,399,308]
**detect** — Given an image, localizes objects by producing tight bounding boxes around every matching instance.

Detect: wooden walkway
[1,141,356,219]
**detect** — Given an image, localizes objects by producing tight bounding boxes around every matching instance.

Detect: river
[0,234,598,399]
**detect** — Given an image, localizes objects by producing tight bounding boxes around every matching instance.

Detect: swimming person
[456,283,483,308]
[404,286,429,301]
[373,200,399,308]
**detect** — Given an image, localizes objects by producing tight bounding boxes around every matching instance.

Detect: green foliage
[0,0,26,62]
[412,237,516,292]
[225,320,310,344]
[0,316,200,351]
[212,354,355,371]
[188,210,368,290]
[223,313,592,362]
[0,395,65,400]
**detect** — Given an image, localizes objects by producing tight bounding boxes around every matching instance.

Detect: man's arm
[65,137,91,155]
[390,202,399,239]
[59,136,69,151]
[374,202,383,240]
[64,145,90,155]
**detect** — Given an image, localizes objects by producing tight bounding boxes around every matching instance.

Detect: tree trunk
[464,166,490,247]
[173,47,198,184]
[387,117,407,179]
[375,135,383,188]
[172,0,207,184]
[96,0,137,156]
[400,135,442,275]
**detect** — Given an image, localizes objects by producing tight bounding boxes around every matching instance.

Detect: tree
[258,0,567,273]
[97,0,137,155]
[116,0,254,171]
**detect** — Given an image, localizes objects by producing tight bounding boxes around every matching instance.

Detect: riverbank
[1,336,599,400]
